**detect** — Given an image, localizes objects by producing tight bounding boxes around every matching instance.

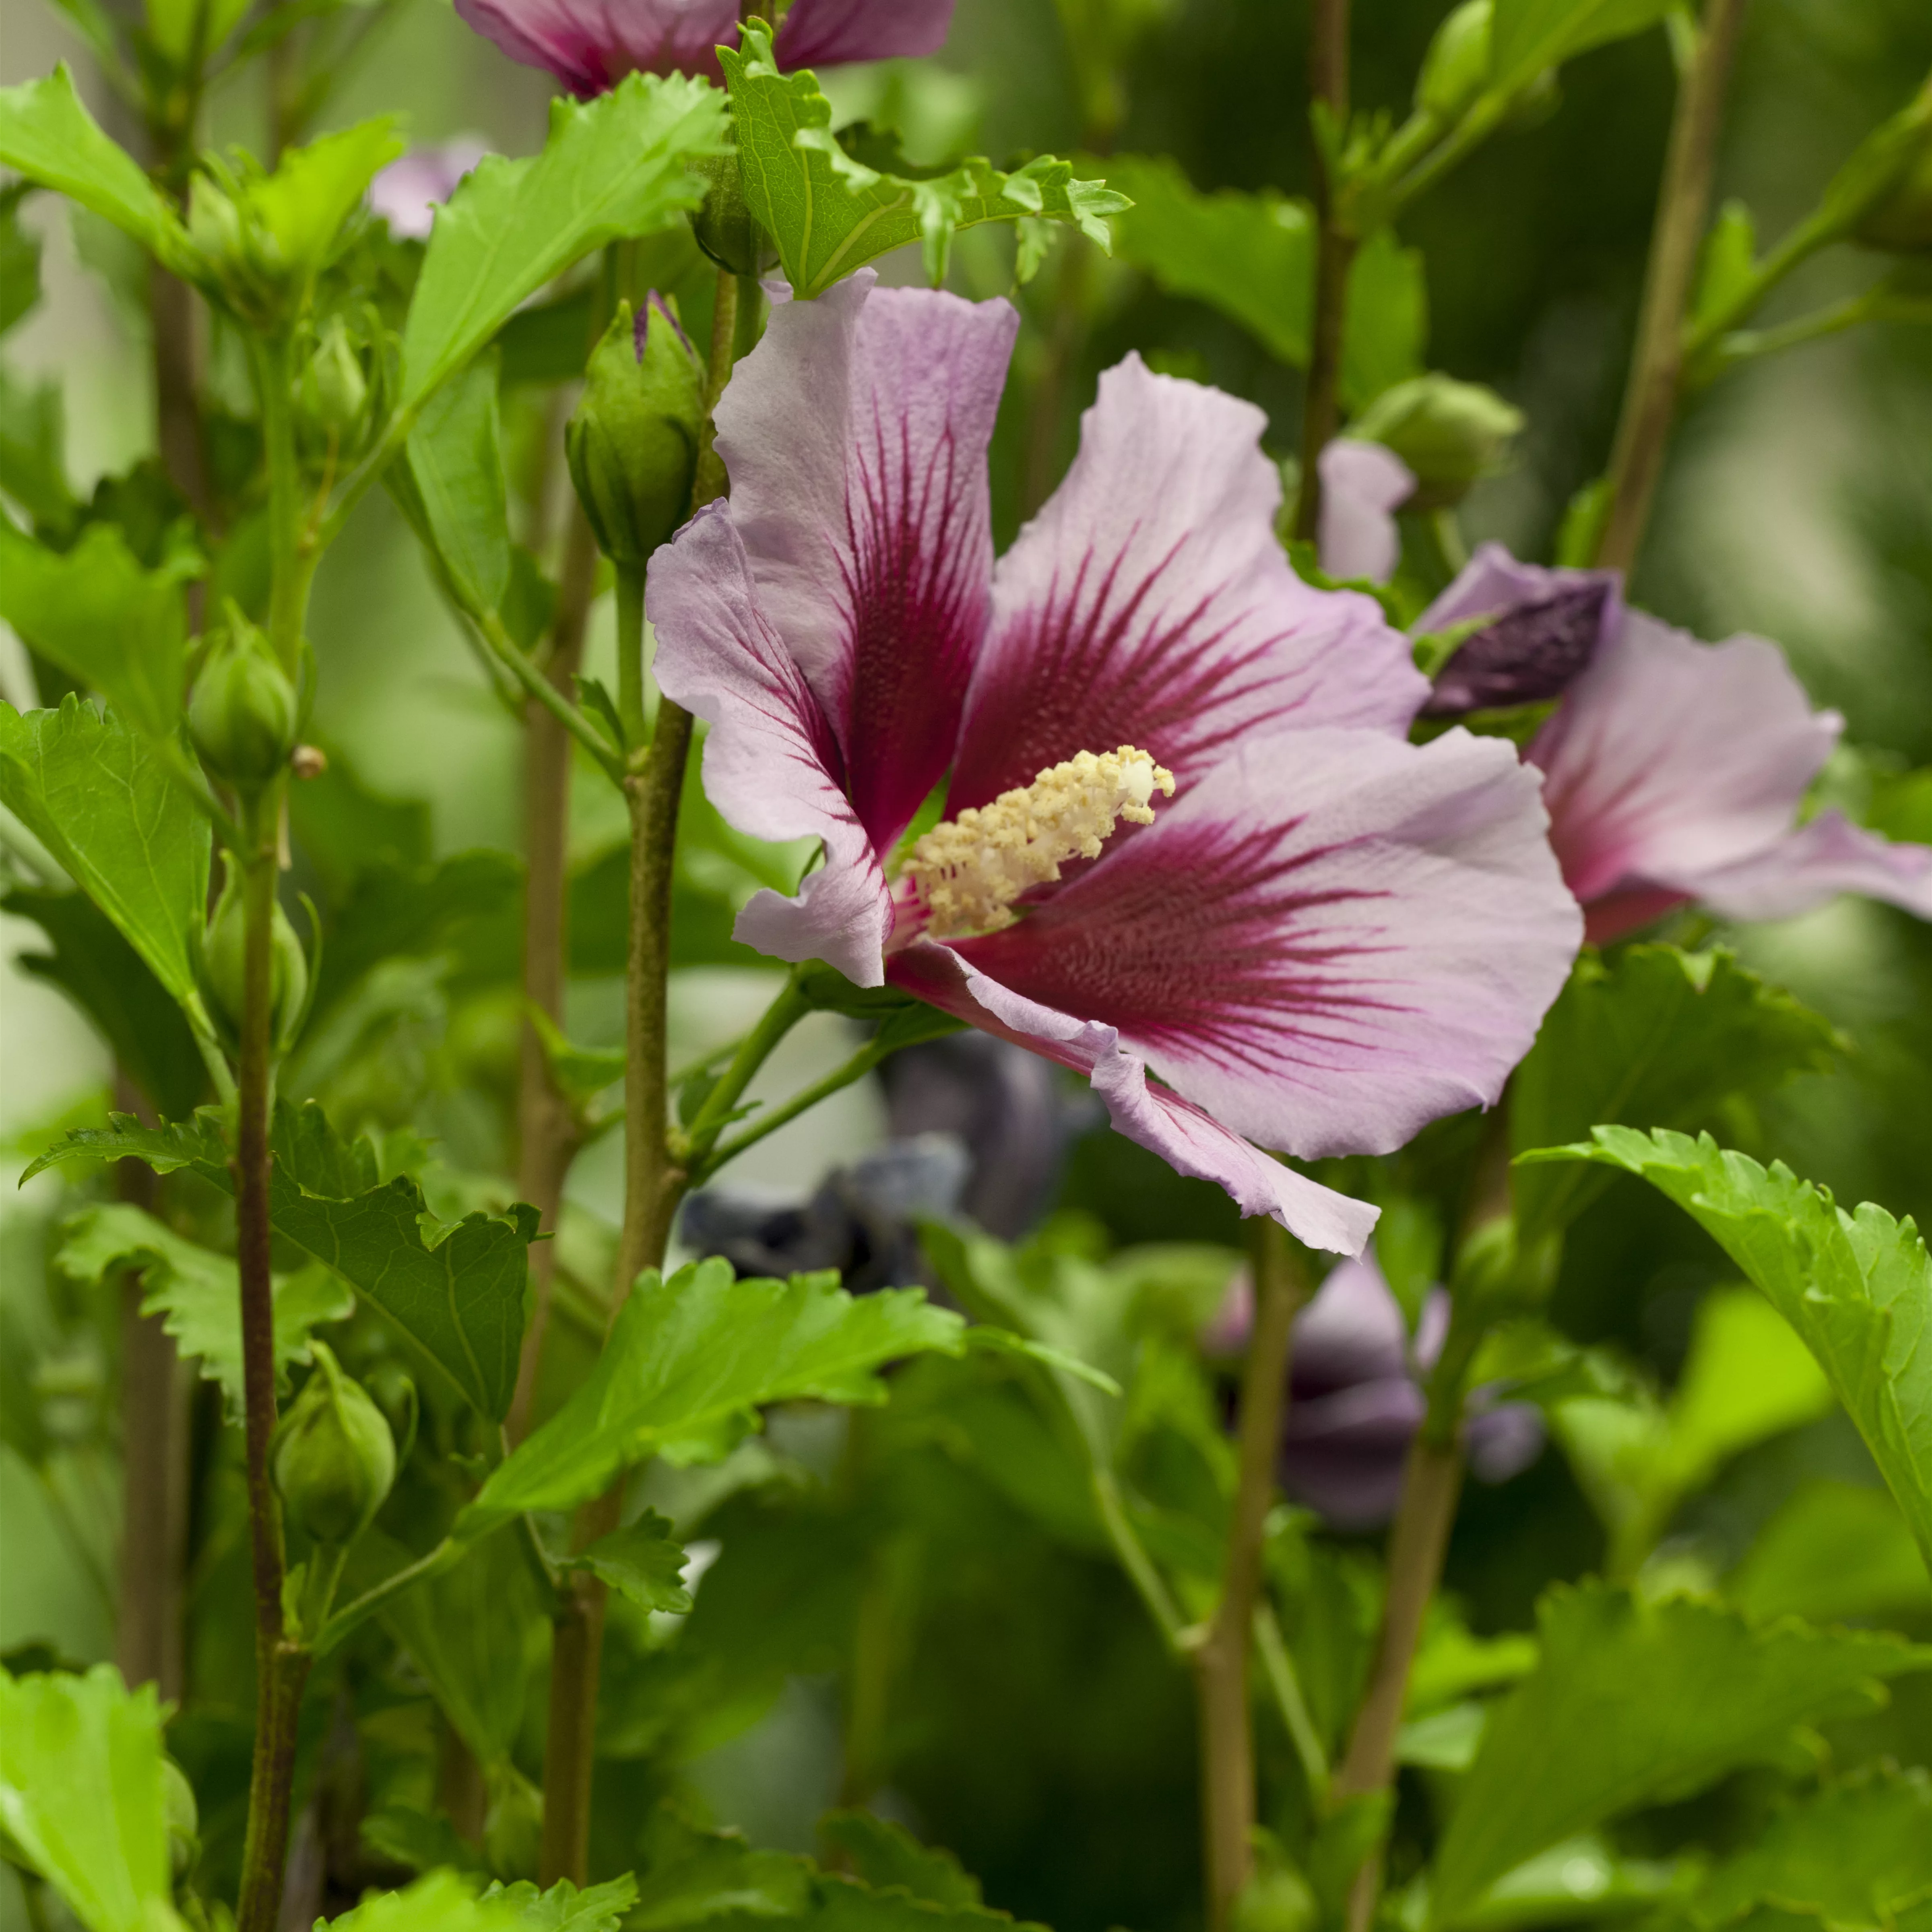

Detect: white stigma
[904,745,1177,939]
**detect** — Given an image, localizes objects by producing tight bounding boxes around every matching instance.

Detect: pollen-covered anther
[904,746,1177,939]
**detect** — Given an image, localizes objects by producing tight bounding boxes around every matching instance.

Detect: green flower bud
[197,866,311,1055]
[271,1341,396,1549]
[189,613,298,788]
[1349,373,1524,508]
[566,295,706,568]
[1854,136,1932,255]
[1415,0,1491,124]
[161,1757,199,1880]
[297,316,370,448]
[690,146,778,280]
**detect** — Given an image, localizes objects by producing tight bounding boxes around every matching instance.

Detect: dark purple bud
[635,290,695,364]
[1422,580,1615,718]
[1465,1399,1547,1484]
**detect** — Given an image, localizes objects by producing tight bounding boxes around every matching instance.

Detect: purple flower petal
[774,0,956,67]
[367,138,489,240]
[885,941,1382,1255]
[950,359,1422,813]
[714,272,1017,852]
[1316,439,1414,586]
[1290,1253,1410,1394]
[647,504,894,985]
[1529,611,1840,924]
[1415,541,1624,639]
[1684,809,1932,924]
[1465,1401,1546,1484]
[929,728,1580,1162]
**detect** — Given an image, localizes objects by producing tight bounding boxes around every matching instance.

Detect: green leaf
[398,72,723,417]
[0,519,193,739]
[55,1203,351,1415]
[0,67,188,264]
[401,352,512,619]
[0,1665,182,1932]
[1523,1128,1932,1569]
[25,1100,536,1421]
[816,1814,981,1908]
[325,1870,531,1931]
[721,21,1127,297]
[3,885,206,1118]
[460,1260,966,1534]
[1692,198,1759,331]
[1104,155,1312,365]
[0,698,212,1019]
[1692,1768,1932,1930]
[1728,1480,1932,1625]
[570,1509,694,1613]
[1428,1581,1932,1925]
[1510,945,1841,1245]
[1487,0,1674,98]
[1447,1837,1687,1932]
[528,1009,626,1113]
[0,185,42,336]
[1342,227,1428,411]
[248,118,404,283]
[632,1806,813,1928]
[0,363,79,533]
[479,1877,640,1931]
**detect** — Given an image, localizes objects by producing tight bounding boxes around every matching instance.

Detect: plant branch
[692,1029,897,1181]
[1594,0,1752,572]
[1293,0,1354,544]
[1195,1218,1306,1932]
[1254,1600,1327,1805]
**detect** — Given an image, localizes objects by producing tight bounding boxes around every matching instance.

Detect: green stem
[1254,1601,1327,1806]
[1292,0,1355,544]
[615,561,648,749]
[692,1026,891,1181]
[679,967,815,1158]
[477,609,624,778]
[1196,1220,1306,1932]
[315,1536,462,1656]
[254,335,316,675]
[1092,1463,1185,1648]
[1593,0,1752,572]
[1688,284,1877,384]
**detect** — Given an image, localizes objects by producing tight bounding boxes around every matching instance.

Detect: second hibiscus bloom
[648,274,1583,1255]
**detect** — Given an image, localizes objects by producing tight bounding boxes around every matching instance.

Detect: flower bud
[690,146,778,280]
[198,867,311,1055]
[189,613,298,788]
[566,295,706,568]
[271,1341,396,1549]
[1349,373,1524,508]
[297,316,370,448]
[1415,0,1491,124]
[161,1757,199,1880]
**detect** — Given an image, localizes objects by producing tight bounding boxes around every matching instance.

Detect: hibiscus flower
[647,273,1582,1255]
[453,0,952,94]
[1419,545,1932,943]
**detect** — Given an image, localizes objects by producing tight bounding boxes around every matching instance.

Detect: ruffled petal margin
[1686,809,1932,924]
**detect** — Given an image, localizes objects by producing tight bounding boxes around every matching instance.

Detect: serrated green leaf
[25,1100,535,1420]
[55,1202,350,1414]
[0,67,188,266]
[1488,0,1674,99]
[478,1877,640,1931]
[1342,226,1428,410]
[460,1259,966,1534]
[246,118,401,282]
[1728,1480,1932,1625]
[1511,946,1841,1244]
[816,1814,982,1908]
[1104,154,1313,365]
[1693,1768,1932,1931]
[0,1665,182,1932]
[1523,1128,1932,1569]
[632,1806,814,1928]
[1429,1581,1932,1924]
[398,72,723,416]
[324,1870,530,1931]
[0,519,193,739]
[401,351,511,620]
[722,22,1126,297]
[570,1509,693,1613]
[0,698,212,1019]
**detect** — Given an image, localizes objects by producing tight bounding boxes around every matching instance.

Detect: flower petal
[368,139,489,240]
[453,0,736,91]
[774,0,956,66]
[647,503,892,986]
[1316,439,1414,586]
[939,727,1579,1161]
[951,358,1422,812]
[886,941,1381,1255]
[1415,540,1623,636]
[1684,809,1932,924]
[1529,611,1839,906]
[713,272,1016,851]
[1290,1252,1411,1395]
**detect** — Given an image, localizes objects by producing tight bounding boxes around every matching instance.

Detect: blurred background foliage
[2,0,1930,1928]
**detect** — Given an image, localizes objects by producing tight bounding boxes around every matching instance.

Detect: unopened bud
[189,612,298,788]
[690,146,778,280]
[1350,373,1524,508]
[291,744,328,780]
[271,1341,396,1548]
[1415,0,1491,124]
[198,866,311,1055]
[566,295,706,568]
[297,316,370,447]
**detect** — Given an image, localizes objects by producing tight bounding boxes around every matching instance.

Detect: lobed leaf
[398,72,723,416]
[1523,1127,1932,1567]
[460,1259,966,1534]
[722,21,1127,297]
[1430,1581,1932,1922]
[817,1813,983,1908]
[570,1509,694,1614]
